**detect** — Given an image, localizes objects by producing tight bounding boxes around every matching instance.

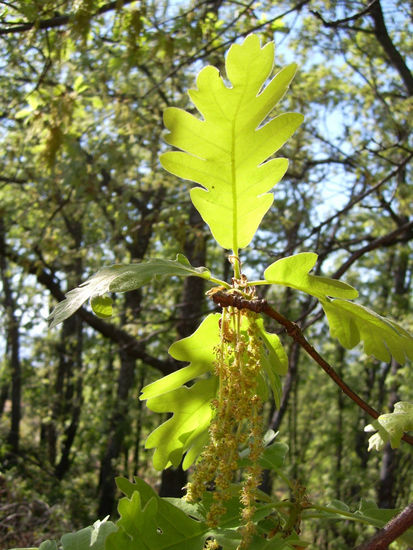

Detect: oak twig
[353,503,413,550]
[210,291,413,447]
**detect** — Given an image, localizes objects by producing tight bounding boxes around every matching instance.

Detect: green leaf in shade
[109,477,308,550]
[47,254,211,328]
[105,477,212,550]
[90,295,113,318]
[355,500,413,546]
[264,253,358,300]
[304,499,413,546]
[140,313,221,400]
[160,34,303,251]
[144,376,218,470]
[259,441,289,471]
[321,298,413,364]
[254,319,287,408]
[10,520,117,550]
[365,401,413,451]
[60,518,117,550]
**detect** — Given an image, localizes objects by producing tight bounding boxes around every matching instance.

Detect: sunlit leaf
[365,401,413,450]
[321,298,413,364]
[48,254,211,328]
[140,314,221,400]
[90,295,113,318]
[160,34,303,251]
[264,253,358,300]
[144,377,218,470]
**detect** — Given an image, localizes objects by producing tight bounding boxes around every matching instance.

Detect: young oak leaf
[160,34,303,251]
[47,255,211,328]
[141,314,221,470]
[144,377,218,471]
[365,402,413,451]
[264,252,358,300]
[140,313,221,400]
[321,298,413,365]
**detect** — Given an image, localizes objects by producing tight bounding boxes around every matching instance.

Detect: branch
[353,503,413,550]
[369,0,413,96]
[333,220,413,279]
[0,0,136,36]
[210,291,413,447]
[311,1,377,28]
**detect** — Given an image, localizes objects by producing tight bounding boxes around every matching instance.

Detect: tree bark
[0,219,22,457]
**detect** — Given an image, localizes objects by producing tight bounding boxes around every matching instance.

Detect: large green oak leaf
[160,34,303,251]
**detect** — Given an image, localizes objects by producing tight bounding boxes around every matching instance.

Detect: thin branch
[210,290,413,447]
[310,0,377,28]
[334,220,413,279]
[353,503,413,550]
[281,154,413,256]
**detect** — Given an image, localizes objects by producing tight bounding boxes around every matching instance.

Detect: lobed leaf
[264,252,358,300]
[140,314,221,400]
[365,401,413,451]
[140,314,221,470]
[160,34,303,251]
[107,477,308,550]
[144,376,218,470]
[321,298,413,365]
[47,254,211,328]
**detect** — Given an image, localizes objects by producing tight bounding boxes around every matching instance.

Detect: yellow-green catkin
[185,298,265,549]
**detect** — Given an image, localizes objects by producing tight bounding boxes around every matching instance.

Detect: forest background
[0,0,412,548]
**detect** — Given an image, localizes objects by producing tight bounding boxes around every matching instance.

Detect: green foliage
[7,21,413,550]
[145,376,218,470]
[365,402,413,451]
[160,34,303,252]
[10,518,117,550]
[263,253,358,300]
[307,499,413,546]
[48,255,213,328]
[321,299,413,365]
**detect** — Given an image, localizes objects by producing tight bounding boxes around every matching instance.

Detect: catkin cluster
[186,303,265,549]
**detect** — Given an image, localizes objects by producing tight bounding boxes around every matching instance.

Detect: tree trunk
[0,219,21,457]
[159,205,207,498]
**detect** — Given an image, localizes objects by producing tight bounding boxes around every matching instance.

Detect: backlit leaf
[144,376,218,470]
[321,298,413,364]
[365,401,413,450]
[264,253,358,300]
[160,34,303,251]
[140,314,221,400]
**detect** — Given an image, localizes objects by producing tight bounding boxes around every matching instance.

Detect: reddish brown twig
[353,503,413,550]
[210,291,413,447]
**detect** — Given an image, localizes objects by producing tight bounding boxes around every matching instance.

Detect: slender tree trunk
[54,315,83,479]
[97,296,139,517]
[159,204,207,497]
[0,220,21,457]
[377,247,410,508]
